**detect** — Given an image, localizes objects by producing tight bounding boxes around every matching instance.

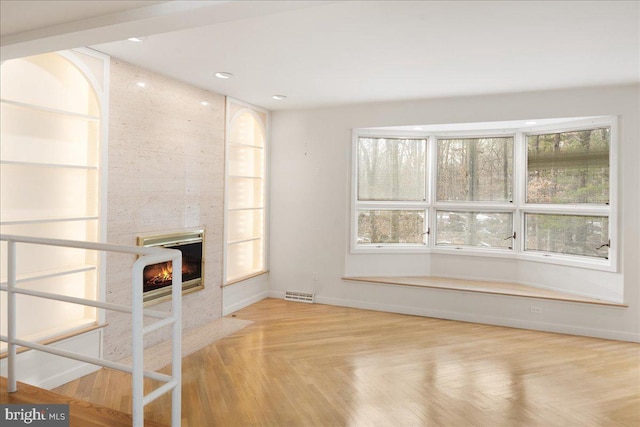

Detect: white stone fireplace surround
[104,59,225,362]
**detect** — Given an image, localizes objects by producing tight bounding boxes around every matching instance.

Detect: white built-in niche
[0,50,108,353]
[224,100,268,284]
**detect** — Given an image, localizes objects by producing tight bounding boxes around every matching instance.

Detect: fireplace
[137,229,204,305]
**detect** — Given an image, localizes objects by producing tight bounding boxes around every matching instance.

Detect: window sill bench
[342,276,626,307]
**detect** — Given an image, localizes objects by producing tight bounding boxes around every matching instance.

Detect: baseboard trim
[269,290,285,299]
[223,291,269,316]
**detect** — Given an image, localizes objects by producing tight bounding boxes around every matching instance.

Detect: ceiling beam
[1,1,332,61]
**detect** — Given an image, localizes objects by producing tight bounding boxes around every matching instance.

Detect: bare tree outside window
[353,120,613,266]
[525,214,609,258]
[358,210,425,245]
[437,137,513,202]
[436,211,513,249]
[358,138,426,201]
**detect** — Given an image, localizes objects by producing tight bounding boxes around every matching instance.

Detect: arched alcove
[225,105,267,283]
[0,50,107,360]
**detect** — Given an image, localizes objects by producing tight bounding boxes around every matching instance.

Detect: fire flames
[144,261,197,288]
[146,262,173,286]
[158,264,172,280]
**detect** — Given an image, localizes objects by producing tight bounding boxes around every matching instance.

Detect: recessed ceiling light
[525,121,537,125]
[200,101,209,106]
[214,72,233,79]
[136,82,147,88]
[272,95,287,100]
[128,37,145,42]
[413,127,423,130]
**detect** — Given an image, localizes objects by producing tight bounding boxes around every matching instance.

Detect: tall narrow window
[224,100,268,283]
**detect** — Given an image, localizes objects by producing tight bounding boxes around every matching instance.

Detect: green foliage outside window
[527,128,609,204]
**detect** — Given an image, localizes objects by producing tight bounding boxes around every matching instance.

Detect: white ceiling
[0,1,165,37]
[2,1,639,111]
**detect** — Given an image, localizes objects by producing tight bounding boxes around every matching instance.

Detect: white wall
[0,330,102,390]
[222,274,269,316]
[269,84,640,342]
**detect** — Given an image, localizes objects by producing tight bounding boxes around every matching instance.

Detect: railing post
[7,240,17,393]
[131,259,145,427]
[171,253,182,427]
[0,235,181,426]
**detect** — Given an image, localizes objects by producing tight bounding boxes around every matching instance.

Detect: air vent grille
[284,290,314,304]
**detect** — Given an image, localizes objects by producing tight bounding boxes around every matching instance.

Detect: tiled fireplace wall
[104,59,225,361]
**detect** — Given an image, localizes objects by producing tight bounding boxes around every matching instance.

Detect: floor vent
[284,291,314,304]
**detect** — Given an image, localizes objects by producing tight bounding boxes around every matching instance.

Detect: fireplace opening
[142,241,202,292]
[138,229,204,305]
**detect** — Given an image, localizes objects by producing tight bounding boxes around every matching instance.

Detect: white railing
[0,234,182,426]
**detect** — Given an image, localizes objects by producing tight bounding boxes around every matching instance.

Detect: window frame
[356,207,428,247]
[517,118,617,271]
[432,132,516,254]
[351,129,430,253]
[351,116,618,272]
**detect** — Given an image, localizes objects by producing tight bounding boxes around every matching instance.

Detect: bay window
[352,117,616,271]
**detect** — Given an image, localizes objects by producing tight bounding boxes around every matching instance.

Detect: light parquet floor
[0,377,167,427]
[53,298,640,426]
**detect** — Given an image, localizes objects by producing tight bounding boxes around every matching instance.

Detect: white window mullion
[514,130,526,253]
[427,135,437,248]
[351,130,360,251]
[608,117,619,270]
[523,204,611,216]
[433,201,517,211]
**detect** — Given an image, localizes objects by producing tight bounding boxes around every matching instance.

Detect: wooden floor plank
[44,298,640,426]
[0,377,167,427]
